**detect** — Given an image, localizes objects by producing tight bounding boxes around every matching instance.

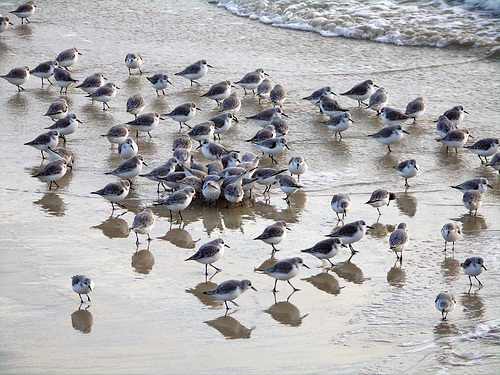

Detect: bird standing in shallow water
[203,279,256,311]
[435,292,456,321]
[461,257,487,287]
[441,223,461,252]
[258,257,309,293]
[72,275,94,303]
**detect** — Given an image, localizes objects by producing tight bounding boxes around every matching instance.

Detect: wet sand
[0,0,499,373]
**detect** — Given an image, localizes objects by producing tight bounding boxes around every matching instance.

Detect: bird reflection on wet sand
[92,212,129,238]
[264,298,308,327]
[71,306,93,334]
[331,260,365,284]
[387,261,406,287]
[396,193,418,217]
[302,271,343,295]
[460,291,485,319]
[367,222,395,239]
[186,281,223,307]
[131,249,155,274]
[204,315,254,339]
[453,214,487,233]
[33,192,65,216]
[440,255,461,280]
[158,228,199,248]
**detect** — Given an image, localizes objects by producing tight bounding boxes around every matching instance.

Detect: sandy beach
[0,0,499,373]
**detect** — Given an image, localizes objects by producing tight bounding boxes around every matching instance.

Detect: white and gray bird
[220,92,241,119]
[451,178,492,193]
[246,107,287,127]
[203,279,256,310]
[303,86,335,109]
[380,106,410,126]
[435,115,456,138]
[404,97,426,122]
[322,112,353,138]
[365,189,396,216]
[288,156,308,181]
[435,292,456,321]
[301,238,343,268]
[340,79,377,106]
[10,1,36,24]
[30,60,58,87]
[44,98,68,120]
[464,138,499,164]
[368,125,408,153]
[258,257,309,293]
[125,53,143,75]
[163,102,198,129]
[127,112,163,139]
[101,124,129,145]
[86,82,119,110]
[201,80,232,107]
[55,48,81,70]
[76,72,106,94]
[326,220,372,256]
[319,95,348,117]
[131,208,155,245]
[126,93,146,119]
[276,174,302,201]
[462,190,482,216]
[53,67,78,94]
[331,194,351,221]
[253,137,290,164]
[441,222,461,252]
[235,68,267,95]
[159,186,196,222]
[24,130,59,159]
[185,238,229,275]
[256,78,273,104]
[175,59,212,86]
[367,87,388,115]
[269,84,286,108]
[461,257,487,287]
[91,180,130,211]
[104,155,146,184]
[45,113,82,143]
[1,66,30,92]
[443,105,468,126]
[389,223,409,261]
[254,221,288,255]
[0,16,14,33]
[72,275,94,303]
[33,159,67,190]
[487,152,500,174]
[393,159,418,188]
[147,73,171,96]
[436,129,471,154]
[118,137,138,160]
[139,158,178,192]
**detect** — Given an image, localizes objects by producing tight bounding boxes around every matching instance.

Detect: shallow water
[0,0,499,374]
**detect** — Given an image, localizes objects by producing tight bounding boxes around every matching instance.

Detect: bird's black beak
[403,130,409,134]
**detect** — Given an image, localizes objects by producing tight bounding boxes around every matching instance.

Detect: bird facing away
[131,208,155,245]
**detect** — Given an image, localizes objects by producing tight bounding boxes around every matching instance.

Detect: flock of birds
[2,1,497,321]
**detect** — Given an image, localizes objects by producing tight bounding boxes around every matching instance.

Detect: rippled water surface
[0,0,499,374]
